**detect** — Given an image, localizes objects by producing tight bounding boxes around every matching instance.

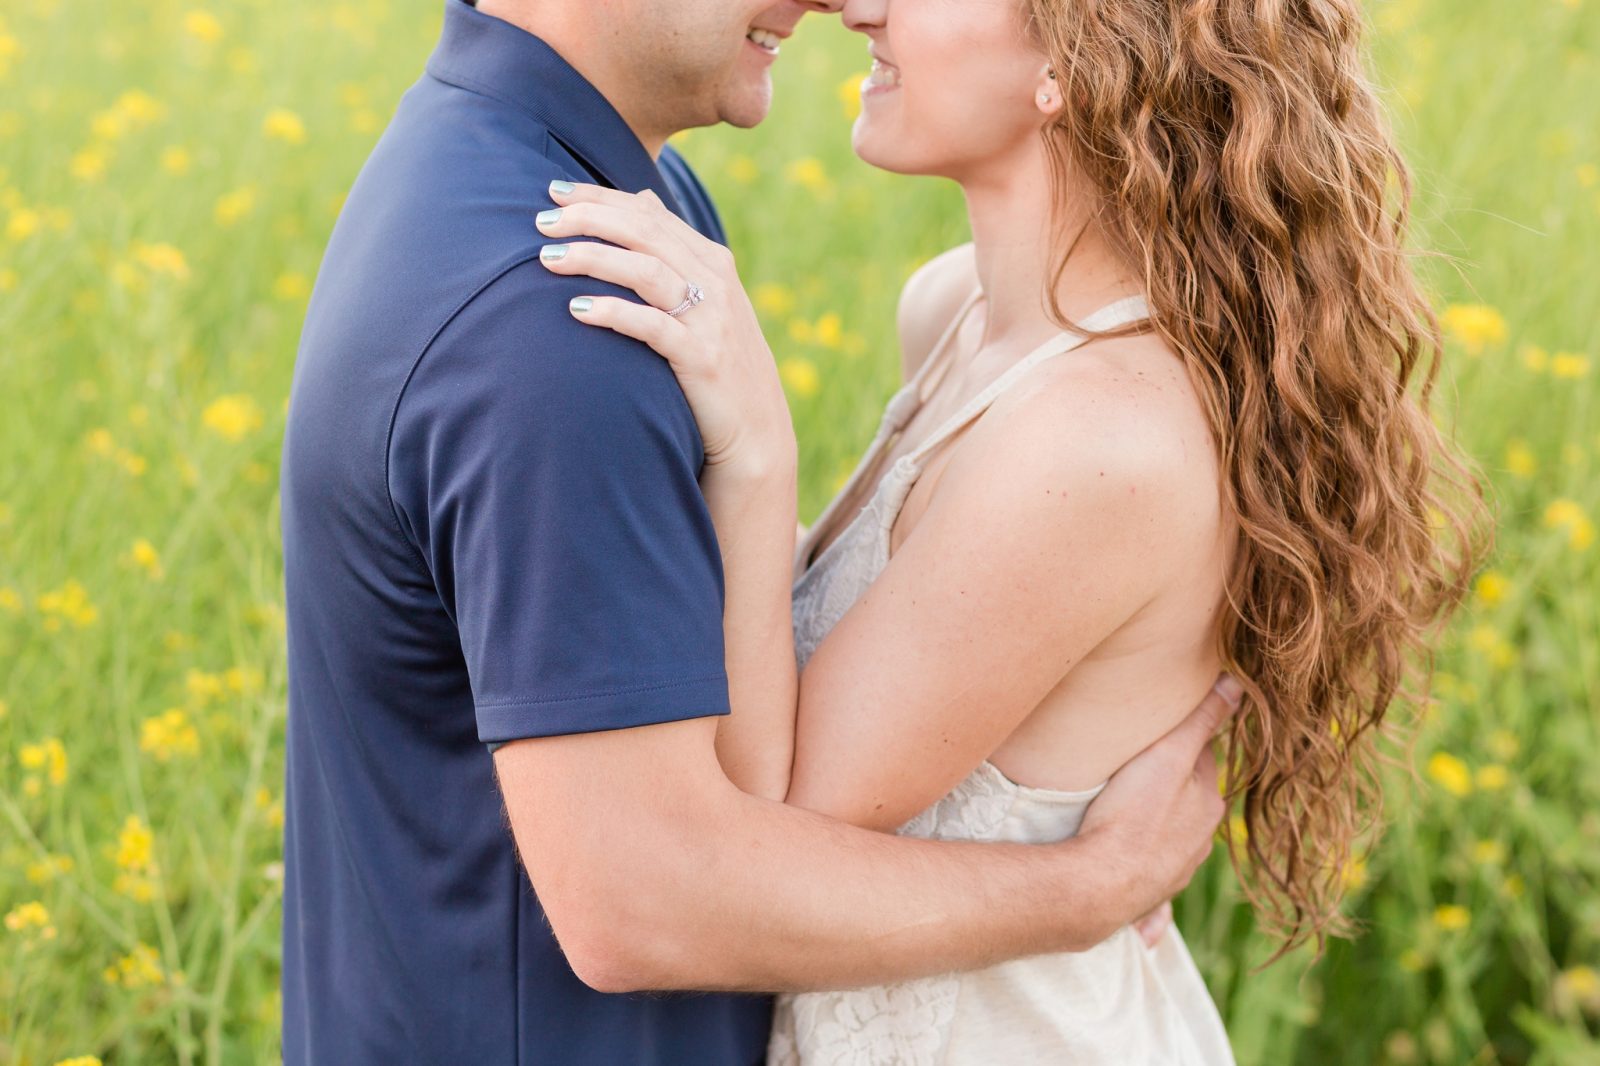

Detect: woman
[535,0,1484,1060]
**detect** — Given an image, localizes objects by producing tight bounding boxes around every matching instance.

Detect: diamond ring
[666,282,706,318]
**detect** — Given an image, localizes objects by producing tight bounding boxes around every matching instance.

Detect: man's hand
[1074,673,1243,939]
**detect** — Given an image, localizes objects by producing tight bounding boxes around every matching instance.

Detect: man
[278,0,1240,1062]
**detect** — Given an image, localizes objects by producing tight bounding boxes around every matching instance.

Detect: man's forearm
[701,457,801,801]
[571,780,1131,995]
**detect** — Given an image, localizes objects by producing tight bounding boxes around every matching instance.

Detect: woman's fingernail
[536,208,562,227]
[540,244,568,262]
[549,179,575,195]
[570,297,594,315]
[1213,673,1244,708]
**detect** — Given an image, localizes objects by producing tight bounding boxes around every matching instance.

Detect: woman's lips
[863,58,902,95]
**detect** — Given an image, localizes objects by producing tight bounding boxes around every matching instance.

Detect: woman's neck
[958,145,1136,352]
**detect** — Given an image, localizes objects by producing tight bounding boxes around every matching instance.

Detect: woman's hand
[536,180,796,475]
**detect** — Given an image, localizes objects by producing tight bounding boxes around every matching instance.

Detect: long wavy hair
[1023,0,1490,960]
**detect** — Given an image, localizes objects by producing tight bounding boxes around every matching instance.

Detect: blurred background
[1,0,1597,1062]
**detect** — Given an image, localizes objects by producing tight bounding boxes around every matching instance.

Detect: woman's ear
[1034,65,1063,117]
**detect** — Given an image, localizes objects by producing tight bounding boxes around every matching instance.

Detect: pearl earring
[1039,93,1052,105]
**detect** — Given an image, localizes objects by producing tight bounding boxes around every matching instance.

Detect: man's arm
[493,680,1237,994]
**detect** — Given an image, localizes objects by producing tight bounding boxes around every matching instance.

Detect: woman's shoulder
[964,328,1224,548]
[896,243,979,382]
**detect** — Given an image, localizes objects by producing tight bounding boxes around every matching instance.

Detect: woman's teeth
[865,60,901,89]
[747,28,781,53]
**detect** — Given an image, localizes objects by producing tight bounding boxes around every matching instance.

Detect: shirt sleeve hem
[479,671,731,748]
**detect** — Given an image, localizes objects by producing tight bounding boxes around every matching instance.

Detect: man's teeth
[865,60,901,89]
[747,28,781,52]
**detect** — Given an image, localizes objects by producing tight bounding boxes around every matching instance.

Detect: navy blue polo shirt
[278,2,773,1061]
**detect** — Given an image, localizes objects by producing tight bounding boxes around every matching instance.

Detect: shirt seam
[382,249,544,578]
[475,669,727,710]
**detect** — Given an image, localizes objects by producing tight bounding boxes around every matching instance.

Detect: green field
[2,0,1597,1062]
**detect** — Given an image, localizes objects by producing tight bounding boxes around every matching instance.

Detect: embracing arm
[492,689,1234,994]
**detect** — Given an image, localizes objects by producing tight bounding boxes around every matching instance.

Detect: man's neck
[473,0,675,157]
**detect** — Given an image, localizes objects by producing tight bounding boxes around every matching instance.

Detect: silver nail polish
[536,209,562,226]
[550,179,576,195]
[540,244,568,261]
[570,297,594,314]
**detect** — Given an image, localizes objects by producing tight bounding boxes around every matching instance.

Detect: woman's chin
[850,120,930,177]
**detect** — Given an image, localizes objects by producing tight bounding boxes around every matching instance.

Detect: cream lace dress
[766,290,1236,1066]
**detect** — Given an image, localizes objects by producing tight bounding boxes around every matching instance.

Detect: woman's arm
[538,181,805,799]
[700,456,802,800]
[536,183,1223,833]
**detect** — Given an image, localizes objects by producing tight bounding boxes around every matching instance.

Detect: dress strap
[903,294,1151,468]
[884,284,986,430]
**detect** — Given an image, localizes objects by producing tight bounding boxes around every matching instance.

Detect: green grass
[1,0,1597,1062]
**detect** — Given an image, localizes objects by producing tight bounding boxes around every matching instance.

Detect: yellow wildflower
[202,393,264,441]
[6,206,40,241]
[52,1057,104,1066]
[19,737,68,785]
[779,357,821,399]
[815,313,844,349]
[1341,856,1368,891]
[1487,729,1519,760]
[274,272,310,301]
[214,186,256,226]
[70,147,110,183]
[1474,764,1510,791]
[160,145,192,175]
[1426,751,1472,797]
[263,108,307,145]
[1471,839,1506,865]
[784,157,833,198]
[1433,904,1470,931]
[0,587,18,615]
[115,815,154,871]
[26,853,74,883]
[132,241,190,280]
[4,900,56,941]
[103,943,166,988]
[752,283,794,317]
[225,665,265,694]
[1544,499,1596,551]
[183,10,224,43]
[1439,304,1507,354]
[1578,164,1599,189]
[140,709,200,761]
[838,73,865,120]
[1503,439,1537,479]
[114,90,165,126]
[1556,966,1600,1014]
[1521,344,1549,372]
[1472,569,1509,607]
[127,538,164,579]
[1551,352,1591,379]
[186,668,226,703]
[37,579,98,628]
[1465,624,1516,668]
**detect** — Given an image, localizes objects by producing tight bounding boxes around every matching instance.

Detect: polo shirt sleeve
[388,257,732,749]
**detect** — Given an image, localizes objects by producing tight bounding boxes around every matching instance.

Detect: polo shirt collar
[425,0,683,211]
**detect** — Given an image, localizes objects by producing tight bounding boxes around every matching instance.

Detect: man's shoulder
[657,142,726,245]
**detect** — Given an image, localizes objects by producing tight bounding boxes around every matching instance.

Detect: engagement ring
[666,283,706,318]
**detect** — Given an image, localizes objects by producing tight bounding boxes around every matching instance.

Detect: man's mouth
[746,28,783,55]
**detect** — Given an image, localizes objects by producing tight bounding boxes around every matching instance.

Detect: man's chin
[717,81,775,130]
